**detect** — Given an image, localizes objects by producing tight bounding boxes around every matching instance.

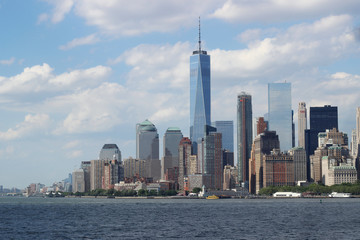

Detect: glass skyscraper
[162,127,183,179]
[268,83,292,151]
[214,121,234,152]
[136,119,159,161]
[237,93,252,184]
[190,28,211,154]
[99,144,122,162]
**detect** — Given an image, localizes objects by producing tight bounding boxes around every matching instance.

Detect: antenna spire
[198,16,201,52]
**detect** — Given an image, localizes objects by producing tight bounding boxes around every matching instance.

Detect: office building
[268,83,292,151]
[136,119,159,160]
[123,158,146,179]
[103,160,120,189]
[81,161,91,192]
[351,129,357,157]
[288,147,307,183]
[72,169,85,193]
[322,157,357,186]
[99,144,122,162]
[250,131,280,194]
[264,149,294,188]
[223,150,234,167]
[256,117,267,136]
[237,92,253,184]
[214,121,234,152]
[305,105,338,180]
[90,159,110,190]
[223,165,238,190]
[136,119,160,180]
[298,102,307,148]
[161,127,183,179]
[178,137,192,191]
[190,22,211,154]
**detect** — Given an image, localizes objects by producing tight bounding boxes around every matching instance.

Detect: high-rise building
[351,129,357,157]
[90,159,110,190]
[161,127,183,179]
[214,121,233,152]
[99,144,122,162]
[288,147,307,183]
[72,169,85,193]
[256,117,267,136]
[305,105,338,180]
[136,119,160,180]
[298,102,307,148]
[268,83,292,151]
[178,137,192,191]
[103,160,120,189]
[190,21,211,154]
[123,158,146,179]
[203,127,223,190]
[237,92,253,185]
[136,119,159,160]
[81,161,91,192]
[250,131,280,194]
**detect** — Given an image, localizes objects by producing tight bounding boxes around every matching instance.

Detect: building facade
[298,102,307,148]
[136,119,159,161]
[178,137,192,191]
[72,169,85,193]
[288,147,307,183]
[214,121,234,152]
[264,150,294,188]
[268,83,292,152]
[190,30,211,154]
[99,144,122,162]
[237,92,253,185]
[162,127,183,179]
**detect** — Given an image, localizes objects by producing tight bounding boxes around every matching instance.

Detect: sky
[1,0,360,188]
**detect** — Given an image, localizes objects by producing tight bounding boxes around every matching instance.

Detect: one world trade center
[190,19,211,154]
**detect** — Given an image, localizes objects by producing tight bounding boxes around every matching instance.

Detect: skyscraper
[190,20,211,154]
[99,144,122,162]
[298,102,307,148]
[356,107,360,154]
[178,137,192,191]
[162,127,183,179]
[237,92,253,185]
[136,119,159,161]
[214,121,233,152]
[268,83,292,151]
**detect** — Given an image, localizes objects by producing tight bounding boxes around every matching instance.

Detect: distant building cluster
[27,24,360,196]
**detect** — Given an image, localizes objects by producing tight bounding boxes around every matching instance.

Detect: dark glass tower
[190,19,211,154]
[305,105,338,180]
[237,93,252,184]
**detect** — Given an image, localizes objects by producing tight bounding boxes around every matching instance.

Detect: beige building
[103,160,120,189]
[189,155,198,175]
[288,147,307,183]
[223,165,238,190]
[123,158,146,179]
[90,159,110,190]
[322,156,357,186]
[72,169,85,193]
[298,102,307,148]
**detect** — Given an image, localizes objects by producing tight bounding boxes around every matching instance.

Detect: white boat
[273,192,302,198]
[328,192,351,198]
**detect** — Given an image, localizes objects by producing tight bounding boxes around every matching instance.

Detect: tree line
[258,181,360,196]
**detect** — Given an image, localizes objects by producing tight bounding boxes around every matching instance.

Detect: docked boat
[328,192,351,198]
[206,195,219,199]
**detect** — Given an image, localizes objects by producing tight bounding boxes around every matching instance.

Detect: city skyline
[1,1,360,188]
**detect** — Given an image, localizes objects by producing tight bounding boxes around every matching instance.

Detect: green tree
[192,187,201,194]
[138,189,146,196]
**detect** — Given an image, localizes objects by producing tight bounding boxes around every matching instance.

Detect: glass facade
[162,127,183,179]
[268,83,292,151]
[136,119,159,161]
[190,50,211,154]
[99,144,122,162]
[214,121,234,152]
[237,93,252,183]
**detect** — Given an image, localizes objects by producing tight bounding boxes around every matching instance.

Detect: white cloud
[39,0,74,24]
[211,15,358,81]
[0,57,15,65]
[0,114,50,140]
[59,34,100,50]
[0,64,110,95]
[210,0,360,23]
[63,140,80,149]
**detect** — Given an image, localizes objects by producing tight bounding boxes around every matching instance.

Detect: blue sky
[1,0,360,188]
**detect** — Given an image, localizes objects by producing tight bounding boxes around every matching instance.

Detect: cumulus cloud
[0,64,110,95]
[0,114,50,141]
[211,15,358,82]
[59,34,100,50]
[211,0,360,23]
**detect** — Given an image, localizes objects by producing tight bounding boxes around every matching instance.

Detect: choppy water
[0,197,360,239]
